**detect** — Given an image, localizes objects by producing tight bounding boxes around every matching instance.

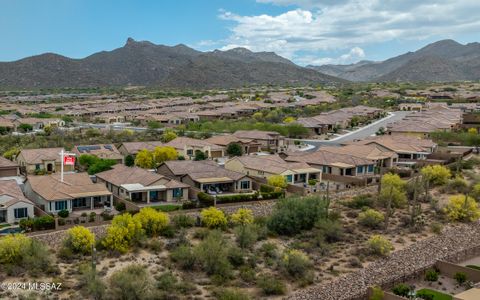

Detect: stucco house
[0,180,35,224]
[16,147,74,175]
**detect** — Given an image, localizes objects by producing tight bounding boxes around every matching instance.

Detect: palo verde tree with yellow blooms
[133,207,169,237]
[200,207,228,229]
[267,175,288,189]
[444,195,480,222]
[378,173,407,231]
[64,226,95,255]
[102,214,144,253]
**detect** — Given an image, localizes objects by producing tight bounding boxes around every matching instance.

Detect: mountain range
[0,38,343,89]
[308,39,480,82]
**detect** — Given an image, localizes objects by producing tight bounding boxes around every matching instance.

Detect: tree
[267,175,288,189]
[64,226,95,255]
[283,116,295,123]
[102,214,144,253]
[78,154,116,175]
[194,150,207,161]
[43,125,53,135]
[201,207,228,228]
[147,121,162,129]
[124,154,134,167]
[468,127,478,135]
[0,234,30,264]
[194,230,232,278]
[109,265,152,300]
[230,208,254,226]
[18,123,33,132]
[161,130,177,143]
[78,263,106,300]
[358,209,385,229]
[134,149,154,168]
[378,173,407,230]
[133,207,169,237]
[421,165,451,186]
[153,146,177,165]
[3,147,20,160]
[280,249,312,280]
[226,143,243,157]
[444,195,480,222]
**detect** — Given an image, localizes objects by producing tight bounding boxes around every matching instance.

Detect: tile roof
[73,144,123,160]
[0,156,19,168]
[286,149,374,167]
[230,154,319,174]
[344,135,436,153]
[165,137,224,151]
[0,180,33,208]
[233,130,283,140]
[119,141,164,155]
[27,173,111,201]
[18,147,64,164]
[162,160,246,181]
[320,144,398,161]
[204,134,257,146]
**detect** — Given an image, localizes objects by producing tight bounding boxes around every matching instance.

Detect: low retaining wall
[435,260,480,283]
[289,222,480,300]
[30,225,108,249]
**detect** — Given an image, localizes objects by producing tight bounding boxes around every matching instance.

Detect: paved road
[301,111,411,151]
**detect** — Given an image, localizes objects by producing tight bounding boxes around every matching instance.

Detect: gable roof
[73,144,123,160]
[17,147,64,164]
[204,134,257,147]
[0,156,19,168]
[119,141,164,155]
[0,180,33,208]
[230,154,320,174]
[286,149,374,168]
[165,137,224,151]
[320,144,398,161]
[96,164,187,189]
[27,173,111,201]
[161,160,246,181]
[233,130,283,140]
[344,135,436,154]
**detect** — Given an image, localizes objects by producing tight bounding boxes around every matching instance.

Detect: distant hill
[309,39,480,82]
[0,38,345,89]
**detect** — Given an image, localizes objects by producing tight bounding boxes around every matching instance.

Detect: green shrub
[216,193,258,203]
[213,288,250,300]
[369,286,384,300]
[257,275,286,295]
[152,204,182,212]
[58,209,69,218]
[78,263,106,299]
[109,265,152,300]
[280,249,312,280]
[454,272,467,285]
[194,230,232,279]
[267,195,327,235]
[171,245,196,270]
[115,202,126,212]
[366,235,393,256]
[358,209,385,229]
[392,283,411,297]
[234,224,258,249]
[172,214,196,228]
[198,192,214,206]
[466,265,480,271]
[260,242,278,259]
[227,246,245,267]
[20,215,55,231]
[182,200,197,209]
[424,268,439,281]
[259,184,275,193]
[344,194,375,209]
[315,219,343,243]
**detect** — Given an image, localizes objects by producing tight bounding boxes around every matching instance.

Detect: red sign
[64,156,75,166]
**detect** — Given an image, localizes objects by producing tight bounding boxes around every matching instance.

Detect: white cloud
[219,0,480,65]
[296,47,366,65]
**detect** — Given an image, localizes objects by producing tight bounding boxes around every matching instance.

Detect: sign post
[59,149,76,182]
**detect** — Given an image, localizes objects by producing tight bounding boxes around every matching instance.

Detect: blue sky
[1,0,479,65]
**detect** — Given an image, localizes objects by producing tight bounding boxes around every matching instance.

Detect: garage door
[0,168,17,177]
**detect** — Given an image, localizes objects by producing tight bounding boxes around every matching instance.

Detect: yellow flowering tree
[153,146,178,165]
[200,207,227,229]
[134,149,154,169]
[444,195,480,222]
[268,175,288,189]
[283,117,296,123]
[0,234,30,264]
[367,235,393,256]
[64,226,95,255]
[230,208,254,226]
[133,207,169,237]
[161,130,177,143]
[103,214,144,253]
[421,165,451,186]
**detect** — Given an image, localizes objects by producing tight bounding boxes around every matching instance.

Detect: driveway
[300,110,411,151]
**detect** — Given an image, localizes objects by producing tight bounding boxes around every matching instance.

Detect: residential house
[118,141,164,157]
[73,144,124,164]
[165,137,225,159]
[16,148,74,175]
[319,144,398,169]
[0,180,34,224]
[225,154,321,186]
[96,165,189,205]
[157,160,254,195]
[205,134,261,154]
[24,173,112,214]
[285,150,377,190]
[0,157,20,177]
[233,130,286,153]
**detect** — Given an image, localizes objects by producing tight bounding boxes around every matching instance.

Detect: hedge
[19,215,55,231]
[197,191,284,207]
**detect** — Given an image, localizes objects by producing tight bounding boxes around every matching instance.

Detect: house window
[35,164,41,170]
[258,170,264,175]
[72,198,87,208]
[368,165,374,173]
[357,166,364,174]
[240,180,250,190]
[55,200,67,211]
[322,166,327,173]
[186,149,193,156]
[285,175,293,183]
[14,207,28,219]
[173,188,183,198]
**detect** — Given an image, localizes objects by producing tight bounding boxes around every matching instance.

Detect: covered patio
[120,183,168,204]
[197,177,236,195]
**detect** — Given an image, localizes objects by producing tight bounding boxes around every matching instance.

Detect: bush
[19,215,55,231]
[415,290,434,300]
[424,268,439,281]
[198,192,214,206]
[231,208,254,226]
[102,213,144,253]
[88,212,96,222]
[172,214,195,228]
[259,184,275,193]
[281,249,312,280]
[58,209,69,218]
[260,242,278,259]
[367,235,393,257]
[182,200,198,209]
[115,202,126,212]
[454,272,467,285]
[445,177,468,194]
[200,207,228,229]
[194,231,232,279]
[109,265,152,300]
[444,195,480,222]
[392,283,411,297]
[217,193,258,203]
[227,246,245,267]
[171,245,196,270]
[358,209,385,229]
[466,265,480,271]
[267,195,327,235]
[344,194,375,209]
[421,165,451,186]
[234,224,258,249]
[257,275,286,295]
[78,263,105,299]
[133,207,169,237]
[315,219,343,243]
[369,286,384,300]
[267,175,288,189]
[213,288,250,300]
[64,226,95,255]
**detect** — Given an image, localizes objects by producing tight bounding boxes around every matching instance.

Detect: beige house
[118,141,164,157]
[0,180,35,224]
[225,154,321,186]
[320,144,398,169]
[204,134,261,155]
[0,156,20,177]
[157,160,254,195]
[165,137,225,159]
[73,144,124,164]
[24,173,112,214]
[96,164,189,204]
[16,148,74,175]
[233,130,286,153]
